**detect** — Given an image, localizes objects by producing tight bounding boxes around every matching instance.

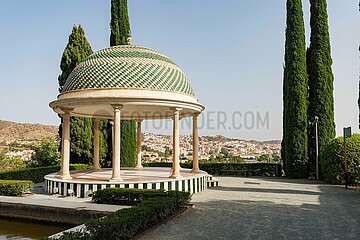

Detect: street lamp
[314,116,319,180]
[309,116,319,180]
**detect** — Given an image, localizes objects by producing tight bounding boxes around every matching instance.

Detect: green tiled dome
[62,45,195,96]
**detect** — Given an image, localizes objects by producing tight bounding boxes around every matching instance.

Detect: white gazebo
[46,45,207,197]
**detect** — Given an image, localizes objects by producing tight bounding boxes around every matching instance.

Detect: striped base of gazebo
[44,167,209,198]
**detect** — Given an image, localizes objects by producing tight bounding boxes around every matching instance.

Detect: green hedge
[92,188,190,206]
[0,164,89,183]
[143,162,175,168]
[322,134,360,185]
[199,163,281,177]
[0,180,33,196]
[87,197,184,240]
[144,162,282,177]
[53,189,191,240]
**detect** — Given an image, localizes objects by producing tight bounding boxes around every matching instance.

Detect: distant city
[141,132,281,163]
[1,131,281,164]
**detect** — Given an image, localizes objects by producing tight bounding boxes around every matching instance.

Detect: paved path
[139,176,360,240]
[0,194,127,213]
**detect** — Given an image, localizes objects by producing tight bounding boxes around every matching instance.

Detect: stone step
[207,178,220,188]
[206,174,213,181]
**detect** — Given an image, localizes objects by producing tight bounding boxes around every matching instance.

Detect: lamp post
[343,126,352,189]
[309,116,319,180]
[314,116,319,180]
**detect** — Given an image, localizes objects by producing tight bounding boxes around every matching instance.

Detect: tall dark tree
[58,25,93,92]
[110,0,131,46]
[58,25,107,164]
[282,0,308,178]
[109,0,136,167]
[307,0,335,177]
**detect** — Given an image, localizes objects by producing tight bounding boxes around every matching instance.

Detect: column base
[92,166,101,171]
[109,177,122,182]
[191,168,200,173]
[169,173,182,179]
[135,165,143,169]
[57,174,72,180]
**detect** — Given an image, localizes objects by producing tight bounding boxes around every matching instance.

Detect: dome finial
[127,37,132,45]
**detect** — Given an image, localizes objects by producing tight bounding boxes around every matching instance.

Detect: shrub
[0,180,33,196]
[53,189,191,240]
[92,188,190,206]
[31,138,61,167]
[86,197,186,240]
[69,164,90,171]
[199,162,281,176]
[144,162,282,177]
[0,164,89,183]
[49,230,91,240]
[0,150,26,172]
[143,162,176,168]
[321,134,360,185]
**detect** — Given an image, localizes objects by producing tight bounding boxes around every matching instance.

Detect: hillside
[0,120,58,146]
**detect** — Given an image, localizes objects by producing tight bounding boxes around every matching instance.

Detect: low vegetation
[31,138,61,167]
[92,188,190,206]
[0,149,26,172]
[321,134,360,185]
[144,162,282,177]
[50,189,191,240]
[0,180,33,196]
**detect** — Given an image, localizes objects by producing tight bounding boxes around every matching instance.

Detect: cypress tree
[110,0,131,46]
[109,0,136,167]
[307,0,335,177]
[58,26,93,92]
[282,0,308,178]
[58,26,107,164]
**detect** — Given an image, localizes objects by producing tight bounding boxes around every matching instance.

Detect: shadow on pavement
[139,178,360,240]
[212,186,321,195]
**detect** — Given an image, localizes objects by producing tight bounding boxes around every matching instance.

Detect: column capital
[111,104,124,110]
[193,112,201,118]
[136,119,143,123]
[169,107,182,113]
[60,107,74,115]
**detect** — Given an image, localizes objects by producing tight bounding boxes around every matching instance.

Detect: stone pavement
[0,193,127,213]
[139,176,360,240]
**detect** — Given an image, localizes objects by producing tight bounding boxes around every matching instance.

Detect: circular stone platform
[45,167,208,198]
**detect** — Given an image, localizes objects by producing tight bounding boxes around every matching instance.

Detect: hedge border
[50,189,191,240]
[92,188,190,206]
[0,180,33,196]
[144,162,282,177]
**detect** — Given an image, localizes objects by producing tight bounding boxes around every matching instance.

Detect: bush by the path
[53,189,191,240]
[321,134,360,185]
[0,180,33,196]
[92,188,190,206]
[86,197,185,240]
[144,162,282,177]
[199,162,281,177]
[0,164,89,183]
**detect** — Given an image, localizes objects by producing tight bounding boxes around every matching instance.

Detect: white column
[93,118,100,170]
[112,121,114,160]
[59,108,73,180]
[191,113,200,173]
[110,105,122,181]
[135,120,143,169]
[170,108,182,178]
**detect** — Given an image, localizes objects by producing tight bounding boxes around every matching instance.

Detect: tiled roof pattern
[62,45,195,96]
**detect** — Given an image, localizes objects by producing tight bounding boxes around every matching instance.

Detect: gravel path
[139,176,360,240]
